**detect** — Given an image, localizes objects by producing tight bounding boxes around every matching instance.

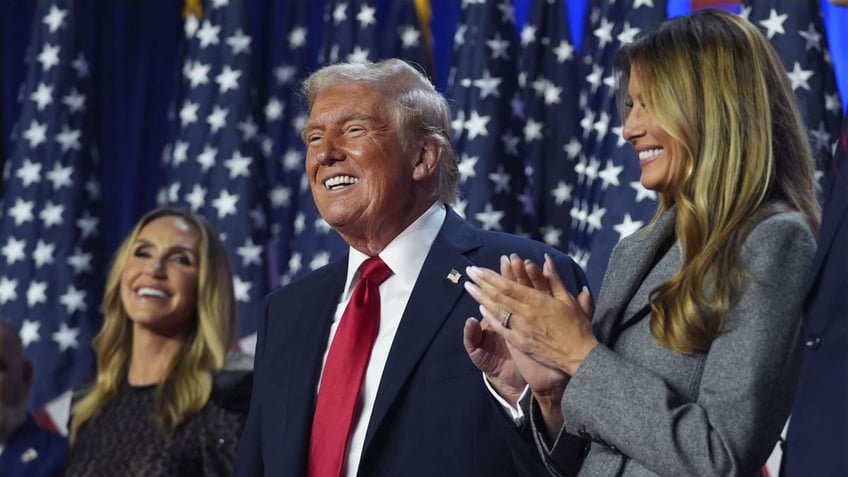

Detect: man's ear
[412,138,441,181]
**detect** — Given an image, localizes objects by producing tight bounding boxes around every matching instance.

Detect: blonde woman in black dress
[66,207,251,476]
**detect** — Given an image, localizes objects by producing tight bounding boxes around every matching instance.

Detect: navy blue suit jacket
[0,415,67,477]
[234,207,589,476]
[784,123,848,476]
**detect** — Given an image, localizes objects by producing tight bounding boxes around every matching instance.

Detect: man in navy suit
[234,59,588,476]
[0,319,67,477]
[782,113,847,476]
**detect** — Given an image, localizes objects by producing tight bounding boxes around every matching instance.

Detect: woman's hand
[464,255,566,405]
[464,254,598,378]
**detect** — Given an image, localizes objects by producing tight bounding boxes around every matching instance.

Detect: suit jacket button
[805,336,822,349]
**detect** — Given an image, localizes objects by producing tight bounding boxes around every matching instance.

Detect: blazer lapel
[275,258,347,465]
[595,207,677,344]
[361,209,480,452]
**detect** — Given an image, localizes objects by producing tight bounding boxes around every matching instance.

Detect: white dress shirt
[484,376,529,424]
[317,202,446,477]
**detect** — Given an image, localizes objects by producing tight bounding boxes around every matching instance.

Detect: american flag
[0,0,104,425]
[567,0,667,292]
[318,0,427,67]
[519,0,581,251]
[257,0,326,287]
[284,0,430,284]
[740,0,844,186]
[158,0,270,336]
[448,0,529,235]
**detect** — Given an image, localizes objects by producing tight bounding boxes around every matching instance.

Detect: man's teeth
[324,175,358,190]
[137,287,168,298]
[639,148,663,161]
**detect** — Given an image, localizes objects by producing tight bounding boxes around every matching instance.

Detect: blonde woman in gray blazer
[462,10,820,477]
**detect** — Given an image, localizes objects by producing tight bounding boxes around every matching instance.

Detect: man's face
[302,83,420,246]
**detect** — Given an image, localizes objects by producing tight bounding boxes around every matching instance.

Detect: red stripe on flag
[33,408,60,434]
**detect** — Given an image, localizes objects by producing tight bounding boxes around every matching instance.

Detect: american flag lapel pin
[446,268,462,284]
[21,448,38,463]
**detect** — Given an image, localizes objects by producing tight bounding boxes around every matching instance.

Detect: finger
[478,304,508,334]
[523,258,551,295]
[543,254,574,302]
[463,317,483,352]
[465,265,526,305]
[499,255,517,282]
[463,278,508,328]
[508,253,532,287]
[479,311,493,331]
[465,266,537,328]
[577,286,593,317]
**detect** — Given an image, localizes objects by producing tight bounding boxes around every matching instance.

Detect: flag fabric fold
[741,0,844,186]
[519,0,582,250]
[0,0,104,414]
[159,0,271,336]
[447,0,529,235]
[257,0,326,287]
[567,0,667,291]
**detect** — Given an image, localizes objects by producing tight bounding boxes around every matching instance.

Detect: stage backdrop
[1,3,845,473]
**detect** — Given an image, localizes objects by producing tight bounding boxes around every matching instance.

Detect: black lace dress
[65,370,251,477]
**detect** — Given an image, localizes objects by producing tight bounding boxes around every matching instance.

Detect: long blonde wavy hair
[70,207,237,440]
[614,10,820,354]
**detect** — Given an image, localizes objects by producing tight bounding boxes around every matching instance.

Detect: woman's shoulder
[744,210,815,251]
[740,210,816,276]
[750,208,812,231]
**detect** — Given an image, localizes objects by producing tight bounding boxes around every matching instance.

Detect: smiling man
[234,59,589,477]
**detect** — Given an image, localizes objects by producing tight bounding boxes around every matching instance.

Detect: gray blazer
[536,206,816,476]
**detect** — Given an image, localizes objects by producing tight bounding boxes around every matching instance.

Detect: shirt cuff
[483,373,529,425]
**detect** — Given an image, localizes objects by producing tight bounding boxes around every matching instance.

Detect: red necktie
[307,256,393,477]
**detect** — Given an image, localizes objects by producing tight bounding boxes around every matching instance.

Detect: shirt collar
[344,202,446,293]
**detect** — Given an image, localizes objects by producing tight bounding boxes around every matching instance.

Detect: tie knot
[359,256,392,286]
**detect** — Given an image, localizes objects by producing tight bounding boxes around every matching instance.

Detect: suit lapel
[596,207,676,344]
[362,209,480,453]
[277,258,347,464]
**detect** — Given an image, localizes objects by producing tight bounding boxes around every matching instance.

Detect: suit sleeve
[546,214,815,476]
